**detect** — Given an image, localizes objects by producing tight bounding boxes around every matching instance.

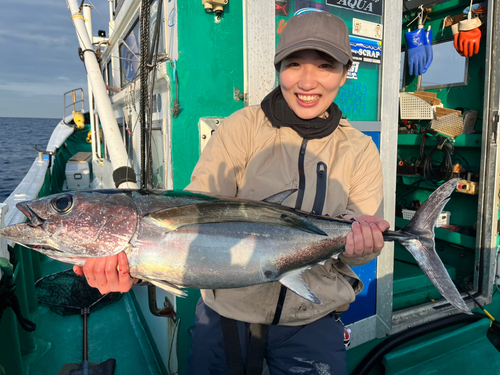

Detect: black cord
[420,133,454,185]
[146,0,163,188]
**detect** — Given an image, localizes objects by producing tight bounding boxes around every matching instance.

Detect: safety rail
[63,88,85,125]
[0,204,11,282]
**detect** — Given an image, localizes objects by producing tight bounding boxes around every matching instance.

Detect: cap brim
[274,40,352,68]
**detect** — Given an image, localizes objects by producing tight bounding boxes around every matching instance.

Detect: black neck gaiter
[261,86,343,140]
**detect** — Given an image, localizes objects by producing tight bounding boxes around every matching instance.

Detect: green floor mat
[23,259,163,375]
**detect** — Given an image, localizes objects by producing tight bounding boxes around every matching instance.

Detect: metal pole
[82,5,98,164]
[67,0,138,189]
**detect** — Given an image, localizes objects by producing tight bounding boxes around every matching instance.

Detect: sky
[0,0,109,119]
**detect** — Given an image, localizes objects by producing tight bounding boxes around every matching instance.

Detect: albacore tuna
[0,178,471,314]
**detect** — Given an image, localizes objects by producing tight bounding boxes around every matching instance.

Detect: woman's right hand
[73,251,139,294]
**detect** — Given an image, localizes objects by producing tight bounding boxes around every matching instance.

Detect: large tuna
[0,178,471,314]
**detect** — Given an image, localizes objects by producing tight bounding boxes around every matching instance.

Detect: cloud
[0,28,71,48]
[0,79,88,97]
[2,1,109,117]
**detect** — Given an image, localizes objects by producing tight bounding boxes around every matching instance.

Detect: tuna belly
[132,221,338,290]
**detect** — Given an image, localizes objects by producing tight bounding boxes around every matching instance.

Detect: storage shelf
[398,134,482,147]
[395,217,476,249]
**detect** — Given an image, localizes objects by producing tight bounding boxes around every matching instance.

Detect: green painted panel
[348,292,500,374]
[170,2,245,190]
[398,134,482,147]
[383,319,500,375]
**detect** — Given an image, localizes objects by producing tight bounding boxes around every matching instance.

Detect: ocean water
[0,117,59,202]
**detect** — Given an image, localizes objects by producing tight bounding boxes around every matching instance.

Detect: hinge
[492,110,499,142]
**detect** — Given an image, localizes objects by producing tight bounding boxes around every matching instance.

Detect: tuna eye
[52,195,73,213]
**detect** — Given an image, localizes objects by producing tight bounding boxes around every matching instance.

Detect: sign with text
[326,0,382,16]
[349,35,382,64]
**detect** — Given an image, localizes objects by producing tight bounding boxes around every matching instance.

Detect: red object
[459,27,481,57]
[453,33,465,57]
[343,328,351,348]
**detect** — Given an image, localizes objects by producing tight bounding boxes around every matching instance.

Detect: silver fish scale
[128,219,350,290]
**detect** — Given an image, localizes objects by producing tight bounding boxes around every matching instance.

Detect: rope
[140,0,151,189]
[147,0,164,188]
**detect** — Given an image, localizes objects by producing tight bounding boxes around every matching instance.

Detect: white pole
[67,0,138,189]
[82,4,98,164]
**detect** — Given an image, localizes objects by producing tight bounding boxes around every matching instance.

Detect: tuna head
[0,191,138,261]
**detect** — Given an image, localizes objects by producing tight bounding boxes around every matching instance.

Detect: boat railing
[62,88,85,125]
[0,203,10,282]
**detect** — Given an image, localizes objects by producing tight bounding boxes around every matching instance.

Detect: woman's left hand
[343,215,390,258]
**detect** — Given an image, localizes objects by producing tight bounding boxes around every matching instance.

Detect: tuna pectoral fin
[147,202,326,235]
[142,277,187,298]
[279,271,322,305]
[263,189,297,204]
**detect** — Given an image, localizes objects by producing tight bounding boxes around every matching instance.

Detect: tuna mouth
[16,202,45,227]
[32,245,63,253]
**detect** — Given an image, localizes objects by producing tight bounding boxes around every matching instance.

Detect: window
[120,20,140,86]
[419,40,468,89]
[150,0,166,55]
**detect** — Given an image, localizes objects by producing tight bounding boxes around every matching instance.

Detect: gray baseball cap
[274,12,353,70]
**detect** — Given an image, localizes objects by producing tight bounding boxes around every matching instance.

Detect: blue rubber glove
[423,29,433,72]
[405,28,426,76]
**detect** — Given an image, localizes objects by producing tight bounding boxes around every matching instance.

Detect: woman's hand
[73,252,139,294]
[343,215,390,258]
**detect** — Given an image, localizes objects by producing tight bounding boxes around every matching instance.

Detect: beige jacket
[186,105,383,325]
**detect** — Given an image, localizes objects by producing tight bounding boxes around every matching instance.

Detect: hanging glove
[423,28,433,72]
[452,23,465,56]
[405,28,426,76]
[459,28,481,57]
[458,17,482,58]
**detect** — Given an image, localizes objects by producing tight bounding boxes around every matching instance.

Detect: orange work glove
[459,27,481,57]
[452,23,465,57]
[457,17,482,58]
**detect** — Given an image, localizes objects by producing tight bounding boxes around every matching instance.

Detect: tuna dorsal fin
[146,201,326,235]
[279,270,322,304]
[262,189,297,205]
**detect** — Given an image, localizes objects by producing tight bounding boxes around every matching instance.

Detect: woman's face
[279,49,347,120]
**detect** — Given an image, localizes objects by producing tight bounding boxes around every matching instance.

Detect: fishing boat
[1,0,500,374]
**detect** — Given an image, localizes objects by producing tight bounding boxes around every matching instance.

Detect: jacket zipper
[312,162,327,215]
[295,138,308,209]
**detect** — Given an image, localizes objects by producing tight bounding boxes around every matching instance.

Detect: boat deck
[25,258,163,375]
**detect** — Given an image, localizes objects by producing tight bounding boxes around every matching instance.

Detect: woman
[75,10,390,375]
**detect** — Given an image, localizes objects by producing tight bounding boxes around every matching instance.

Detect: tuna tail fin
[393,178,472,315]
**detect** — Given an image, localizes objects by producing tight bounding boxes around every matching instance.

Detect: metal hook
[406,6,424,28]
